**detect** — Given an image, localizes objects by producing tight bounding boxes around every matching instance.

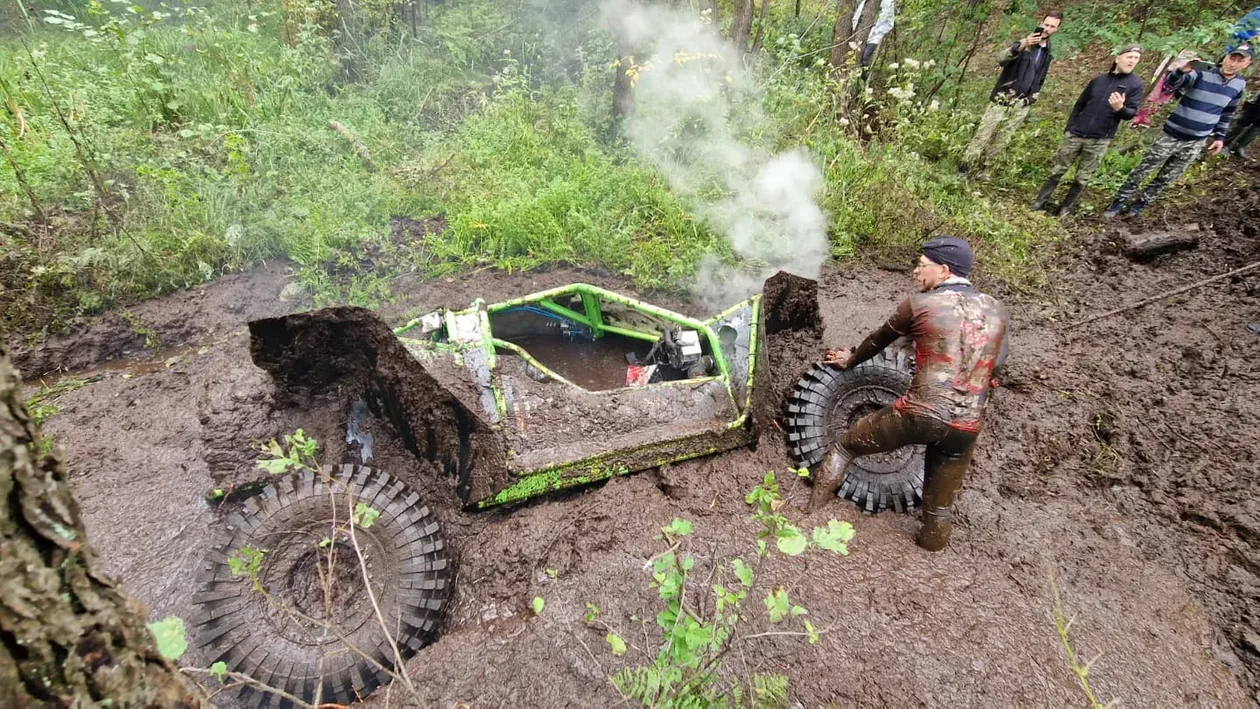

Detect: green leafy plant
[533,596,546,616]
[146,616,187,661]
[256,429,319,474]
[352,502,381,529]
[608,472,854,706]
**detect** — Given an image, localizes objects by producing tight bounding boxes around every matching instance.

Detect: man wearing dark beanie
[809,236,1009,552]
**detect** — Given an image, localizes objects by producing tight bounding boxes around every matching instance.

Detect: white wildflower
[903,58,921,70]
[929,99,940,111]
[888,62,899,70]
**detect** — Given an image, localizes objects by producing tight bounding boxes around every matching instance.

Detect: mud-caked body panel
[249,307,509,503]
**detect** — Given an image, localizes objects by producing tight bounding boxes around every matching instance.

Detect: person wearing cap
[1105,45,1253,218]
[808,236,1009,552]
[1032,45,1146,216]
[959,10,1063,177]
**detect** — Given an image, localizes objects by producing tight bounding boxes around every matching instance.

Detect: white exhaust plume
[604,1,830,306]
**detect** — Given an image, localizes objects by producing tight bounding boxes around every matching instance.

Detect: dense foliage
[0,0,1247,335]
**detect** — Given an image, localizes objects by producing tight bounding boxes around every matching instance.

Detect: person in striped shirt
[1104,44,1252,218]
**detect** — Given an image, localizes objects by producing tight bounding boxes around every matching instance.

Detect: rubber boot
[1030,175,1059,211]
[1055,182,1085,217]
[1228,124,1258,159]
[808,445,851,513]
[916,507,953,551]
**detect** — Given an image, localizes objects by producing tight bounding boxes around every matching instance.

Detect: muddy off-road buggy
[192,273,919,706]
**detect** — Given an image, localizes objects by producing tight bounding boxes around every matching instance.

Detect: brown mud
[21,189,1260,705]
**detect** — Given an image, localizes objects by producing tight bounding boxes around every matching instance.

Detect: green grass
[0,0,1243,338]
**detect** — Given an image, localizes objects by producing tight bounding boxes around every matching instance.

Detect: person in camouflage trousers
[959,11,1062,176]
[1106,45,1252,217]
[1032,45,1145,216]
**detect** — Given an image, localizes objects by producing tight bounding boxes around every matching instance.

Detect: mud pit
[20,206,1260,705]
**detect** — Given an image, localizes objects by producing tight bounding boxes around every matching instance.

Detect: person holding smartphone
[959,11,1063,177]
[1105,44,1253,218]
[1032,44,1146,216]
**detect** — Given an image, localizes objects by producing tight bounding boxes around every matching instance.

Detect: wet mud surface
[22,209,1260,705]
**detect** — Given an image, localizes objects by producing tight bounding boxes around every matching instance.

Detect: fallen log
[1122,230,1199,260]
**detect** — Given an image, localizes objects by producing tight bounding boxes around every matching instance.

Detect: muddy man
[810,236,1009,551]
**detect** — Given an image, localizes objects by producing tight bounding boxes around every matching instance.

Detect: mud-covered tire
[192,464,451,706]
[785,352,924,513]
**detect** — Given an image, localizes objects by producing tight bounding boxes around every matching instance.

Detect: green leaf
[607,632,627,656]
[776,525,808,556]
[804,619,819,644]
[147,616,187,660]
[731,558,754,588]
[209,661,228,682]
[764,587,790,623]
[812,520,856,555]
[791,605,808,617]
[584,602,600,623]
[663,517,694,537]
[352,503,381,529]
[545,567,558,578]
[532,596,545,615]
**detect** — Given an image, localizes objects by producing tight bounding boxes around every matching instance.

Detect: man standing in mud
[1031,45,1145,216]
[1105,45,1253,217]
[809,237,1008,552]
[959,11,1062,177]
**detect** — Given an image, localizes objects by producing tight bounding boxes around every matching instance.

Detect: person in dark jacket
[960,11,1063,176]
[1032,45,1145,215]
[809,236,1008,552]
[1105,45,1252,217]
[1225,92,1260,159]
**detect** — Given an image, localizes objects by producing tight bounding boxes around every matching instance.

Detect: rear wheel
[192,464,452,706]
[785,352,924,512]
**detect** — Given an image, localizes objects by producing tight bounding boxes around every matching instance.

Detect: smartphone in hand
[1189,59,1215,72]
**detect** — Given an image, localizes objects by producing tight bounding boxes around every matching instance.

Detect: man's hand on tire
[823,348,853,369]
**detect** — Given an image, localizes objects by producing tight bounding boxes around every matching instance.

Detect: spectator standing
[959,11,1063,176]
[1225,92,1260,159]
[1032,45,1145,216]
[1105,45,1253,218]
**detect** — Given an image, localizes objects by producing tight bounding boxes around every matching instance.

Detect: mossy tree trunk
[0,343,202,707]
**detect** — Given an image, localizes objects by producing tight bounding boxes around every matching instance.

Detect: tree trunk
[730,0,754,52]
[853,0,881,50]
[829,0,860,73]
[0,344,202,707]
[751,0,773,53]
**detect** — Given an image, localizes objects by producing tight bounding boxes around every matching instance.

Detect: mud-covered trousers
[838,405,978,547]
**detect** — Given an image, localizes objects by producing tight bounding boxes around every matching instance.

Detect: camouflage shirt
[850,281,1009,432]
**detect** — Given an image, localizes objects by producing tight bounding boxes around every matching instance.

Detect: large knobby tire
[785,352,925,513]
[192,464,452,707]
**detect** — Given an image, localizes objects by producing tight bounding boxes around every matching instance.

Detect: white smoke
[604,1,829,307]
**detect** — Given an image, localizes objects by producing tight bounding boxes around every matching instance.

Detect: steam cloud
[605,1,829,306]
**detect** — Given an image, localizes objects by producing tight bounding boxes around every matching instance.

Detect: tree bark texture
[730,0,754,52]
[853,0,881,48]
[0,344,202,707]
[829,0,860,72]
[751,0,773,54]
